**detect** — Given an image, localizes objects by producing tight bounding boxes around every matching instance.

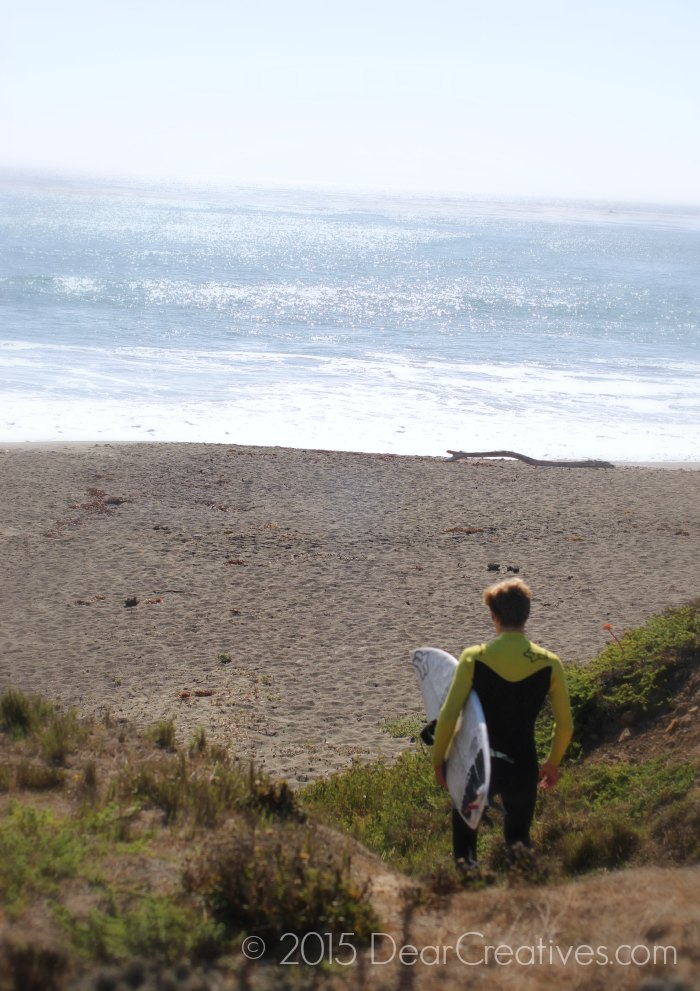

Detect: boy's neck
[492,618,526,636]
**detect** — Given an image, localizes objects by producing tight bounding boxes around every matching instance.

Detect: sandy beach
[1,442,698,784]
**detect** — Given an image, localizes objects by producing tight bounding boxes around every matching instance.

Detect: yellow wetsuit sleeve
[432,652,475,769]
[546,658,574,766]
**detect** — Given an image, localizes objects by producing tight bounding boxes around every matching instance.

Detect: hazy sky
[3,0,699,202]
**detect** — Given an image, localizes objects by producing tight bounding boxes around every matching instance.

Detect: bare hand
[539,761,560,790]
[435,764,448,790]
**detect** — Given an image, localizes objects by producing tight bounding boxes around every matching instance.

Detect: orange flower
[602,622,622,647]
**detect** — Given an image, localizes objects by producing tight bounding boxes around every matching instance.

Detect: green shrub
[0,805,87,912]
[62,894,225,963]
[80,761,99,803]
[651,796,700,863]
[558,816,641,873]
[567,603,699,753]
[116,753,302,828]
[148,719,177,752]
[189,726,207,756]
[14,761,66,791]
[301,747,455,875]
[185,817,377,955]
[119,760,184,824]
[190,764,253,827]
[248,766,299,820]
[535,759,696,873]
[382,714,424,739]
[0,689,54,738]
[541,759,695,824]
[79,802,148,845]
[38,710,87,765]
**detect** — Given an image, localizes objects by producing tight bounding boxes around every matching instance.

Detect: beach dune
[1,443,698,783]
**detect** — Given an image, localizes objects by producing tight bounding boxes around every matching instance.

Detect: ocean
[1,174,698,461]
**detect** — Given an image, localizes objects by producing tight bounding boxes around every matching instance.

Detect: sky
[2,0,699,203]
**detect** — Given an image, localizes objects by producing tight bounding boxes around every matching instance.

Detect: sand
[0,442,698,784]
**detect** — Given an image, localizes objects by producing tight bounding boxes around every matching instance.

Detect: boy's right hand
[539,761,560,790]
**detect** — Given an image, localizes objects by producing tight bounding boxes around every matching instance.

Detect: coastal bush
[555,759,694,815]
[148,718,177,752]
[557,816,641,874]
[190,763,253,827]
[0,688,53,738]
[78,802,147,845]
[0,689,87,766]
[38,709,88,765]
[14,761,66,791]
[0,706,347,984]
[247,765,299,820]
[565,602,700,753]
[0,805,87,913]
[533,758,696,873]
[0,801,152,919]
[119,760,185,824]
[79,760,99,803]
[650,796,700,863]
[185,816,377,955]
[382,714,424,739]
[115,750,301,827]
[60,893,225,964]
[301,748,458,875]
[0,761,65,793]
[189,725,207,755]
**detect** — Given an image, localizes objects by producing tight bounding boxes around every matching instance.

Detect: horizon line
[2,165,699,213]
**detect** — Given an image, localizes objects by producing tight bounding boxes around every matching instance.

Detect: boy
[433,578,573,867]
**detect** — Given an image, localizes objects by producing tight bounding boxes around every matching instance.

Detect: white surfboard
[411,647,491,829]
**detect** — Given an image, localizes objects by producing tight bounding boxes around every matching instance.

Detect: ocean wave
[1,181,697,457]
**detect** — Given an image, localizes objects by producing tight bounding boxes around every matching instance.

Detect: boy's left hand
[435,763,448,790]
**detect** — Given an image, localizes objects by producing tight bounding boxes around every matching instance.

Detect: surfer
[432,577,573,868]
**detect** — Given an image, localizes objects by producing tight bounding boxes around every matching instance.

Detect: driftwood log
[446,450,615,469]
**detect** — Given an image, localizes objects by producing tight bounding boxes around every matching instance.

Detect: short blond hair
[483,578,531,627]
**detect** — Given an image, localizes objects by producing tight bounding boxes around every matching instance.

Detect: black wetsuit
[433,633,573,864]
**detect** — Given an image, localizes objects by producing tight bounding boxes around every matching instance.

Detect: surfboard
[411,647,491,829]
